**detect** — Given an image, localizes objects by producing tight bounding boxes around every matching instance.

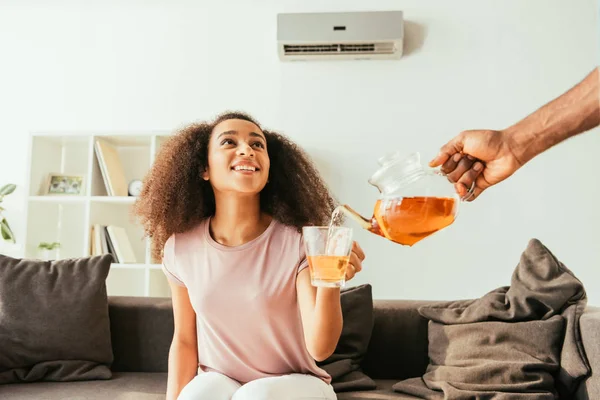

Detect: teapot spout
[336,204,373,231]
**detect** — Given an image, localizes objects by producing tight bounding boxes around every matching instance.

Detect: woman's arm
[296,270,343,362]
[296,242,365,362]
[166,281,199,400]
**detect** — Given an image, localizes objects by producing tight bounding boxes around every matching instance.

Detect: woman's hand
[345,241,365,281]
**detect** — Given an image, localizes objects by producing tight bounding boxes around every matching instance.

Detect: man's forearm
[505,67,600,165]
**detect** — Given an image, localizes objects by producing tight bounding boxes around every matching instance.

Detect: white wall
[1,0,599,304]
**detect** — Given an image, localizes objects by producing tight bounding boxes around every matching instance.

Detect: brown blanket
[393,239,590,399]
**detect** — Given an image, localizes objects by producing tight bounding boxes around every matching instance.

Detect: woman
[133,112,365,400]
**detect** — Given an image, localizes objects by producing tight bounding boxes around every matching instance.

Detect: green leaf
[38,241,60,250]
[0,184,16,196]
[1,218,15,243]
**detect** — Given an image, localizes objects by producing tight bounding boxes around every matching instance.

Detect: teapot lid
[368,151,424,193]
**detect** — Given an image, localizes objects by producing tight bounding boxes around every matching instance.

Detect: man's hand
[429,129,522,201]
[345,241,365,281]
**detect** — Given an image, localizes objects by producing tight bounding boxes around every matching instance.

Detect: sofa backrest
[109,296,172,372]
[107,296,433,380]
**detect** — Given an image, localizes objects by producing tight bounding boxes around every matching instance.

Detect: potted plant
[37,241,61,261]
[0,183,17,245]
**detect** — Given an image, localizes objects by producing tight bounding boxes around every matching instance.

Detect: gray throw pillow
[0,254,114,384]
[317,283,377,392]
[393,238,590,399]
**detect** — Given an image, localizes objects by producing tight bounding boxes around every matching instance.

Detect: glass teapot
[337,151,470,246]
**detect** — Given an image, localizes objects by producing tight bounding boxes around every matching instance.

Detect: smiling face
[203,118,270,195]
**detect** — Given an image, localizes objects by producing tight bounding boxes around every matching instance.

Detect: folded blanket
[393,238,590,399]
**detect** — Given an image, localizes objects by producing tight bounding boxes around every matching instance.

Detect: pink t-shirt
[162,217,331,385]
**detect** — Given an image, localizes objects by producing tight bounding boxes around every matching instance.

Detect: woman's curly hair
[133,111,338,262]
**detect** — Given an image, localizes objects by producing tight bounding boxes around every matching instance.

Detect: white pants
[177,371,337,400]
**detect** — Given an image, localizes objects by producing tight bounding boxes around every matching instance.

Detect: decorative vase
[37,248,58,261]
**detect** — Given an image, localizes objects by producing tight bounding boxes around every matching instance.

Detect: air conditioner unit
[277,11,404,61]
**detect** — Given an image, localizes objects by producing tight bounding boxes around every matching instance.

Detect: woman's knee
[232,374,336,400]
[177,371,241,400]
[231,380,279,400]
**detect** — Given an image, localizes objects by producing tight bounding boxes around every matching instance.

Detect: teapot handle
[431,169,476,202]
[461,182,476,201]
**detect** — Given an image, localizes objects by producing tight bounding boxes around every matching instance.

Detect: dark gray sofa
[1,297,598,400]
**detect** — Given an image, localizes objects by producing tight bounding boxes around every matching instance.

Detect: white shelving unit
[23,133,172,298]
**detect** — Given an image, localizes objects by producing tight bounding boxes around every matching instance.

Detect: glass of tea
[302,226,353,288]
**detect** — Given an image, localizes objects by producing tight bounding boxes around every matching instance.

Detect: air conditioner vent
[283,42,397,56]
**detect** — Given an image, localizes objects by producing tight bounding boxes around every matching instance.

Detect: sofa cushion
[0,254,114,384]
[394,317,564,399]
[393,238,589,399]
[338,379,422,399]
[318,283,377,392]
[109,296,173,373]
[0,374,416,400]
[361,300,431,380]
[577,306,600,399]
[0,372,167,400]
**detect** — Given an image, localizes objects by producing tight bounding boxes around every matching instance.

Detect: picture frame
[42,173,86,196]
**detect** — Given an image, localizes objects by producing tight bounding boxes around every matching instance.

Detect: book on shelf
[90,224,138,264]
[94,138,129,196]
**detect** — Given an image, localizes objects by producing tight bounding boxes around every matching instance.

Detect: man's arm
[507,67,600,165]
[430,67,600,201]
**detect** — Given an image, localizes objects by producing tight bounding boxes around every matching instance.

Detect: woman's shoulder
[271,218,302,239]
[270,219,306,257]
[166,218,209,249]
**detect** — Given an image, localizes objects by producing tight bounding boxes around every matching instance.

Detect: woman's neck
[210,192,272,247]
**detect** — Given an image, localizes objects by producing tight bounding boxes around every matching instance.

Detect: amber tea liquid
[372,197,456,246]
[307,255,350,287]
